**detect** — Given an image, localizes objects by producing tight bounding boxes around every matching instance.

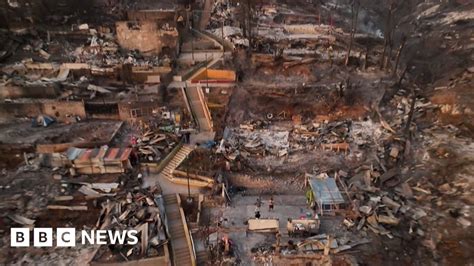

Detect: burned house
[116,10,179,57]
[67,146,135,174]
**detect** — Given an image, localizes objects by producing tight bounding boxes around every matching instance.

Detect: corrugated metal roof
[308,174,345,205]
[66,147,83,161]
[66,146,132,162]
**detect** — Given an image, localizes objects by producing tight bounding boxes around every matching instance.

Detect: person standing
[268,197,274,212]
[255,197,262,208]
[255,206,261,219]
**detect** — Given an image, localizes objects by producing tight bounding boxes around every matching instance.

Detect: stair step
[174,249,190,255]
[175,256,189,260]
[168,212,180,217]
[176,259,191,265]
[163,195,177,201]
[196,250,207,254]
[174,253,190,259]
[175,253,190,259]
[176,256,191,260]
[169,222,182,227]
[163,194,175,198]
[175,252,191,256]
[176,258,192,262]
[170,225,183,229]
[170,225,184,230]
[175,254,190,260]
[169,219,183,230]
[170,225,184,229]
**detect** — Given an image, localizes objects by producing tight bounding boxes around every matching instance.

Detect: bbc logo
[11,228,76,247]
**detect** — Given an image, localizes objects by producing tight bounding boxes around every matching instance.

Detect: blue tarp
[201,140,216,149]
[32,115,55,127]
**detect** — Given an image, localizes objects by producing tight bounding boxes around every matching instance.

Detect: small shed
[67,146,134,174]
[307,173,346,216]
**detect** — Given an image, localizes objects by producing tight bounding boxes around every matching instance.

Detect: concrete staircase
[162,145,194,181]
[196,250,209,266]
[163,194,196,266]
[185,86,213,132]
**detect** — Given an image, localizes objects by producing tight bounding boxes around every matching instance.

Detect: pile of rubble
[93,187,167,262]
[292,120,351,152]
[135,130,179,163]
[208,0,235,29]
[218,119,353,160]
[343,164,427,239]
[252,233,370,264]
[207,26,249,47]
[220,125,289,158]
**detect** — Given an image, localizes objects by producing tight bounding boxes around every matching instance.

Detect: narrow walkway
[163,194,195,266]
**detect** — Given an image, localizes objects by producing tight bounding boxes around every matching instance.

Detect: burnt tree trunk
[384,34,393,70]
[246,0,254,53]
[404,87,417,137]
[364,45,369,69]
[345,0,360,66]
[397,64,409,87]
[393,35,407,75]
[380,2,394,69]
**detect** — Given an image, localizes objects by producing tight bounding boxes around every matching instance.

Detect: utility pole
[186,155,193,204]
[222,19,225,58]
[192,32,195,61]
[205,52,209,89]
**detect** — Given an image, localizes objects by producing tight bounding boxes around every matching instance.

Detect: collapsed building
[0,0,473,265]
